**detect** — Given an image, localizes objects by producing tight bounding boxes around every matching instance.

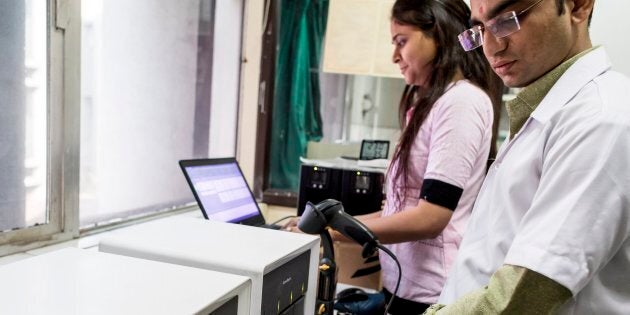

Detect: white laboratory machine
[0,247,251,315]
[99,217,320,315]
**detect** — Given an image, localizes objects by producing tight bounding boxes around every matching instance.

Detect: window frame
[0,0,81,256]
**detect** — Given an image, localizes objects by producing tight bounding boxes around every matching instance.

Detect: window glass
[0,1,48,232]
[80,0,217,227]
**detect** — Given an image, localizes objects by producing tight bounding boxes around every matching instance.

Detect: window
[80,0,241,228]
[80,0,212,227]
[1,0,243,256]
[0,0,47,232]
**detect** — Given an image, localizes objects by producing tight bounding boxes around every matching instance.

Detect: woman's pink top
[380,80,493,304]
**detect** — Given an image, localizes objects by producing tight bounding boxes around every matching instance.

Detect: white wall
[236,0,265,185]
[590,1,630,76]
[209,1,243,157]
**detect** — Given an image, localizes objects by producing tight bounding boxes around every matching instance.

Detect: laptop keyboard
[262,224,282,230]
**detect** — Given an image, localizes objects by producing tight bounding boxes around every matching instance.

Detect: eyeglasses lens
[458,27,483,51]
[492,12,521,38]
[458,11,522,51]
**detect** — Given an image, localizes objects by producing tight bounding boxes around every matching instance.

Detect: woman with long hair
[357,0,501,312]
[286,0,500,313]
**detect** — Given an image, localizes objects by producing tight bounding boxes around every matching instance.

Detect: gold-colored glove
[424,265,572,315]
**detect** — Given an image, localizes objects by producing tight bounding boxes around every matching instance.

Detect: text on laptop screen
[185,162,259,223]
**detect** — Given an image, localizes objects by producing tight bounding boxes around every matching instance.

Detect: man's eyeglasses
[458,0,546,52]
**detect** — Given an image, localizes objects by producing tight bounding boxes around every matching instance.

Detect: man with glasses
[425,0,630,314]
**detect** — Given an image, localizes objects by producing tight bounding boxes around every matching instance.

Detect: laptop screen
[181,159,260,224]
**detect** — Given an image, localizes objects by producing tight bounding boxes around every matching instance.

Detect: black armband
[419,179,463,211]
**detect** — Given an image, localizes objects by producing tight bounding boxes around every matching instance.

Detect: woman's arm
[355,210,383,221]
[282,209,383,232]
[330,200,452,244]
[360,199,452,244]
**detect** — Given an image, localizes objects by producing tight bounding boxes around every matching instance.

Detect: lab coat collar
[530,47,611,123]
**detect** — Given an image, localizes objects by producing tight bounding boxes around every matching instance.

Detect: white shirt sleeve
[504,109,630,295]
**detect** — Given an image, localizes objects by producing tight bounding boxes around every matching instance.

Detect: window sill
[0,209,202,266]
[0,203,297,266]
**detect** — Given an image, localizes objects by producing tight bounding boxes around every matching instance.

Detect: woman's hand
[281,217,303,233]
[282,216,348,241]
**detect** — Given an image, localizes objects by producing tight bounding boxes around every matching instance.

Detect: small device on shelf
[359,140,389,161]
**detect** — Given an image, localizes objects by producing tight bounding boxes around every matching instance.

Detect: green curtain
[269,0,329,191]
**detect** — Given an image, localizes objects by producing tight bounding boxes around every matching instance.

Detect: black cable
[376,243,401,315]
[321,229,335,261]
[269,215,298,226]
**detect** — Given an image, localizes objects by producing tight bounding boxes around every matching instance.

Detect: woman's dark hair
[389,0,503,209]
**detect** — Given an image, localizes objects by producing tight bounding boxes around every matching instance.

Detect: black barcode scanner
[298,199,380,315]
[299,199,379,258]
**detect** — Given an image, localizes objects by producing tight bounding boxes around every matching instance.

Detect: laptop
[179,158,281,229]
